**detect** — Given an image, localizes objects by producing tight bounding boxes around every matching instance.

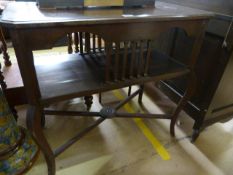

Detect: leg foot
[41,112,46,128]
[3,52,11,66]
[128,86,132,96]
[191,118,204,143]
[0,63,7,90]
[191,129,200,143]
[98,93,102,104]
[138,85,144,104]
[84,96,93,111]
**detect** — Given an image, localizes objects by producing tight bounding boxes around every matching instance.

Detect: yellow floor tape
[113,90,171,160]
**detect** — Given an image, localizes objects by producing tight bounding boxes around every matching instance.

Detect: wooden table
[0,1,212,174]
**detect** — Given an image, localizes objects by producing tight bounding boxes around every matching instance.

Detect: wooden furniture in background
[1,2,212,175]
[0,25,11,93]
[0,27,11,66]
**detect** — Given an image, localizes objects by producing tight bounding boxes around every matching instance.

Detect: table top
[0,1,213,29]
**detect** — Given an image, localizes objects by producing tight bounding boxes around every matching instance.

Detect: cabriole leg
[170,72,197,137]
[27,105,55,175]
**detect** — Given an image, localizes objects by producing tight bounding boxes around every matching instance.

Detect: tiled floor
[3,47,233,175]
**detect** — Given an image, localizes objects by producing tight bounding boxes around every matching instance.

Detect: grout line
[113,90,171,161]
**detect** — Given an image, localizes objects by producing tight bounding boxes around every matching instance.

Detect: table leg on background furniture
[191,116,205,142]
[84,95,93,111]
[0,31,20,121]
[0,27,11,66]
[0,62,20,120]
[0,62,7,90]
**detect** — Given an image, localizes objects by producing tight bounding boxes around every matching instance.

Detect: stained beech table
[0,1,212,175]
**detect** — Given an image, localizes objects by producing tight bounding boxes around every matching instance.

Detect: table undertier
[34,50,189,104]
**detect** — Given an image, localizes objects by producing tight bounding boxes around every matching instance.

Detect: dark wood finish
[98,36,102,52]
[122,41,128,79]
[34,51,190,104]
[1,2,212,29]
[84,32,91,53]
[0,2,212,175]
[74,32,79,53]
[105,41,112,82]
[154,0,233,141]
[0,62,26,120]
[138,41,144,77]
[144,40,152,76]
[153,16,232,141]
[4,87,27,106]
[68,32,95,113]
[130,41,136,78]
[0,27,11,66]
[67,33,73,54]
[84,95,93,111]
[138,85,144,104]
[54,117,105,157]
[0,62,7,90]
[79,32,84,54]
[162,0,233,16]
[0,46,19,121]
[156,43,233,141]
[92,34,96,52]
[114,42,120,81]
[26,105,55,175]
[115,88,141,110]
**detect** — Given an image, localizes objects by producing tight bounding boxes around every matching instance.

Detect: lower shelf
[34,50,189,104]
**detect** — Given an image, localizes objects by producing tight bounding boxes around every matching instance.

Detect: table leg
[84,95,93,111]
[138,85,144,104]
[170,21,206,137]
[11,31,54,174]
[27,105,55,175]
[170,71,197,136]
[191,116,205,142]
[0,60,19,121]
